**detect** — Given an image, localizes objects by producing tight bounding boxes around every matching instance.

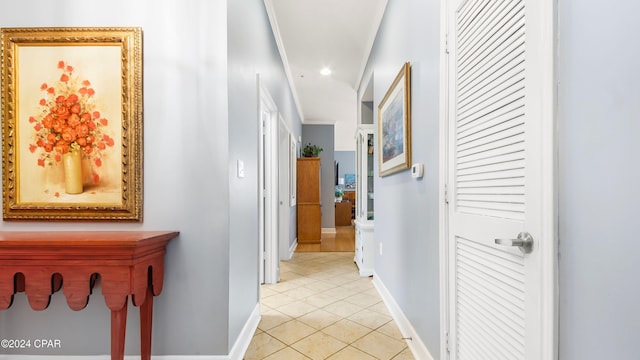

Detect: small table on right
[335,201,352,226]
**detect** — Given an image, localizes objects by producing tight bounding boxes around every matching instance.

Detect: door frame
[258,75,279,285]
[438,0,558,358]
[278,115,294,261]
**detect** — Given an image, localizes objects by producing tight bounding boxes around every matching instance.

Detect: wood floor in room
[296,225,355,252]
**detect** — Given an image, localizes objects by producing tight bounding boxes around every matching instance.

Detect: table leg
[110,299,128,360]
[140,284,154,360]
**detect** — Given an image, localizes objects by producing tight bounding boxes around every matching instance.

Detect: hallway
[296,226,357,252]
[245,251,414,359]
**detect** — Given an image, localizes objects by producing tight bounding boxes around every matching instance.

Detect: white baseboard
[228,303,261,360]
[0,304,261,360]
[373,272,435,360]
[321,227,336,234]
[287,238,298,259]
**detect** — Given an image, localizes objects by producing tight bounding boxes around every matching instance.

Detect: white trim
[438,0,450,359]
[262,0,305,122]
[228,303,261,360]
[537,1,559,359]
[321,228,336,234]
[287,238,298,260]
[258,76,280,285]
[373,273,434,360]
[358,268,373,278]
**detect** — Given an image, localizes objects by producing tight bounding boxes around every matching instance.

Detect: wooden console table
[0,231,179,360]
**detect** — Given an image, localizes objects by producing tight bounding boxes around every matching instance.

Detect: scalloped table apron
[0,231,179,360]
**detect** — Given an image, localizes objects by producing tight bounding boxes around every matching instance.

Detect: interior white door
[446,0,555,359]
[259,77,280,285]
[258,107,268,284]
[278,117,294,261]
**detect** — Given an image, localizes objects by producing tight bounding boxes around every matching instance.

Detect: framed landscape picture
[378,62,411,177]
[0,27,143,221]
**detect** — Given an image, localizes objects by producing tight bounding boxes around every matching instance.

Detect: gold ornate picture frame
[378,62,411,177]
[1,27,143,221]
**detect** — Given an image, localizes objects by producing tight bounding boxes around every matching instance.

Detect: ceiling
[264,0,388,148]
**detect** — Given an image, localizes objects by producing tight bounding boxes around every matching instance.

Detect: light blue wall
[302,124,335,228]
[0,0,230,356]
[557,1,640,358]
[227,0,302,349]
[361,0,441,356]
[335,151,356,181]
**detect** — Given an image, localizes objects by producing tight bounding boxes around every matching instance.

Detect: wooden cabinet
[343,190,356,219]
[335,201,352,226]
[297,158,321,243]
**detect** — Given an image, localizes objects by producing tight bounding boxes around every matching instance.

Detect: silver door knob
[495,232,533,254]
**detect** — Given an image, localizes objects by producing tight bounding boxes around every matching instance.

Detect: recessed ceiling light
[320,67,332,76]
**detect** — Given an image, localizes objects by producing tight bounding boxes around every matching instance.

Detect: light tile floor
[245,252,415,360]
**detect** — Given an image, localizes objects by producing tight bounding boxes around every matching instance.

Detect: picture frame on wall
[378,61,411,177]
[0,27,143,221]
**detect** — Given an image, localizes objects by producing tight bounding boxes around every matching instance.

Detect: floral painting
[24,57,121,202]
[1,27,142,221]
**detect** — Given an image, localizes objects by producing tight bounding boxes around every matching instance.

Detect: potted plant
[302,143,323,157]
[335,188,344,202]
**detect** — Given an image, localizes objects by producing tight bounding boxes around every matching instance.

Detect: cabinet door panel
[298,204,321,243]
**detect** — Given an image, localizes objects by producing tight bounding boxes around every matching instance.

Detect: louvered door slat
[457,0,491,40]
[457,0,508,53]
[457,304,523,360]
[457,153,522,172]
[456,87,524,129]
[458,0,524,69]
[458,77,524,122]
[457,284,525,348]
[457,276,525,330]
[458,265,525,316]
[457,255,525,301]
[458,0,508,51]
[457,143,523,165]
[457,132,523,161]
[458,33,525,107]
[458,101,524,142]
[457,201,524,218]
[457,166,524,182]
[458,58,524,114]
[456,236,526,360]
[457,119,524,151]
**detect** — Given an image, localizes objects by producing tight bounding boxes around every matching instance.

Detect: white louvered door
[446,0,554,359]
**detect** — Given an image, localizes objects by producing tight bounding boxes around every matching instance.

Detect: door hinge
[446,331,450,353]
[444,184,449,204]
[445,33,450,54]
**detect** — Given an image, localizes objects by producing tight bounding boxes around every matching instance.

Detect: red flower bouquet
[29,61,115,186]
